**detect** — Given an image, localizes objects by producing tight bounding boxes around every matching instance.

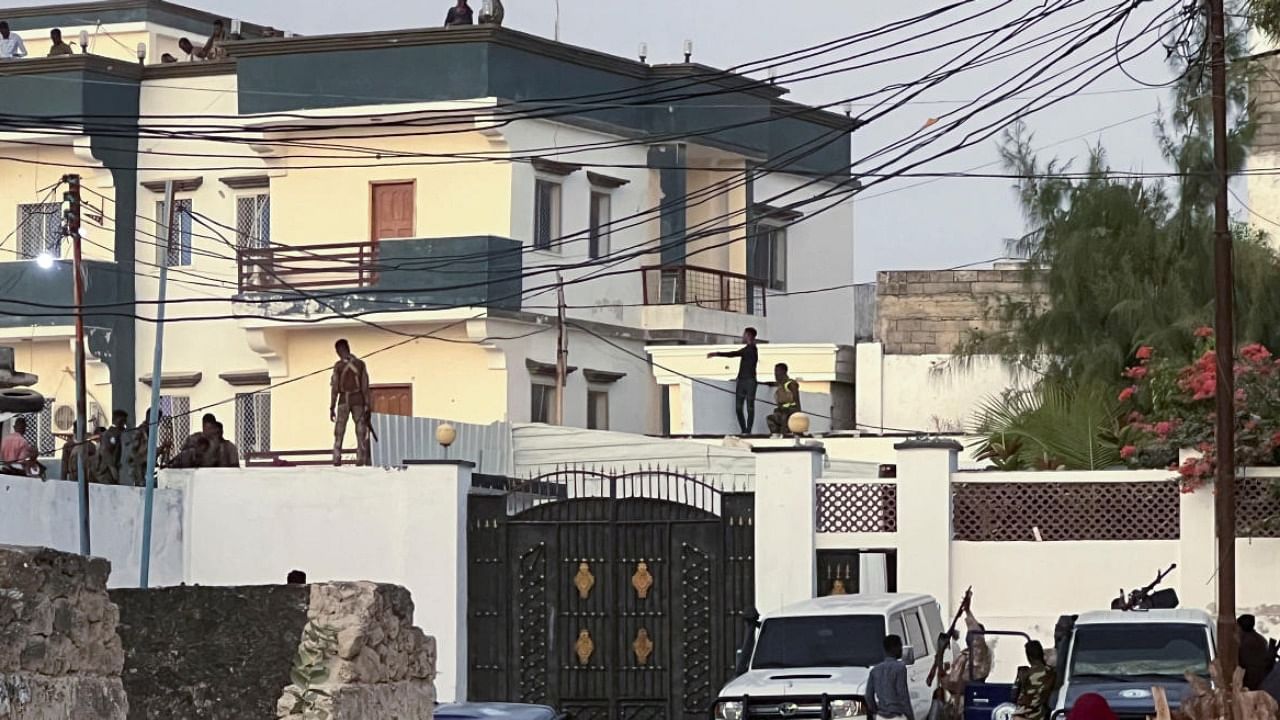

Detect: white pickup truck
[713,593,945,720]
[1052,609,1216,720]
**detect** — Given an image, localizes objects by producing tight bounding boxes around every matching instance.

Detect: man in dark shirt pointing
[708,327,759,435]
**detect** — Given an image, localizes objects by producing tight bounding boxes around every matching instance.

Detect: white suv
[713,593,945,720]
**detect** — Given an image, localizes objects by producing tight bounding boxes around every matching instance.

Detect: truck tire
[0,388,45,414]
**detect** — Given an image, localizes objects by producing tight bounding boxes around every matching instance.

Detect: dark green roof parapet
[0,0,279,38]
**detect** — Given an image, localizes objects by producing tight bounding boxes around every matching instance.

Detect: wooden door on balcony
[371,181,415,241]
[370,384,414,417]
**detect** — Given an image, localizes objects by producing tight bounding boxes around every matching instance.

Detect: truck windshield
[752,615,886,669]
[1070,623,1211,679]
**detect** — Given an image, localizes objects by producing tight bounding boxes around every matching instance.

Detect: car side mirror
[903,647,917,664]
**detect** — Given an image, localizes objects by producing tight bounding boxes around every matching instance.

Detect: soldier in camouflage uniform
[1013,641,1056,720]
[329,339,372,467]
[941,608,993,720]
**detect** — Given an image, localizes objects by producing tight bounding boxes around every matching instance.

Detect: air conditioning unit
[51,402,104,433]
[52,403,75,433]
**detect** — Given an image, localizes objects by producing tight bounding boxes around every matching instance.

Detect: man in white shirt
[0,22,28,59]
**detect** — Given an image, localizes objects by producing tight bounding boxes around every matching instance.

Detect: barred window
[236,194,270,249]
[16,203,62,260]
[155,199,193,267]
[235,391,271,458]
[157,395,191,462]
[16,399,56,456]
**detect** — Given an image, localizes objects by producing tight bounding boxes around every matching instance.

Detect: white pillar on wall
[894,439,960,613]
[405,459,473,703]
[752,445,823,616]
[1177,449,1217,610]
[855,343,885,432]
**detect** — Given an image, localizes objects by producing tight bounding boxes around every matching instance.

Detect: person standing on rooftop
[707,327,760,435]
[47,29,73,57]
[445,0,475,26]
[0,22,28,59]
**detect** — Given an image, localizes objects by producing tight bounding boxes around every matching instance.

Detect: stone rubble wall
[277,582,437,720]
[0,545,127,720]
[876,268,1046,354]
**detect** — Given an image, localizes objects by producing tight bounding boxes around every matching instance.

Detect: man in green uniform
[330,339,372,467]
[1012,641,1056,720]
[765,362,801,436]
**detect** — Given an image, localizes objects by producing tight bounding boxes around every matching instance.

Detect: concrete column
[404,459,473,703]
[1177,449,1217,610]
[855,342,885,432]
[894,439,960,613]
[752,445,823,615]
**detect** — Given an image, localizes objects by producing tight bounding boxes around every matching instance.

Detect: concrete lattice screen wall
[752,443,1280,683]
[875,268,1045,354]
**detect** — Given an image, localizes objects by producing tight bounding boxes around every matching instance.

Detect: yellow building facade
[0,0,856,462]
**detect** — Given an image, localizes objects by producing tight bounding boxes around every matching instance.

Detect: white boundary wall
[775,441,1280,680]
[0,476,184,588]
[159,463,472,703]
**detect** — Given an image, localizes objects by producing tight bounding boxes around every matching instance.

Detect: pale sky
[1,0,1183,280]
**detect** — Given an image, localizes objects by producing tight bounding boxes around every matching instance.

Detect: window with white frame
[157,395,191,463]
[531,381,555,424]
[235,194,270,250]
[588,191,611,259]
[234,391,271,458]
[155,199,193,267]
[533,179,562,251]
[587,389,609,430]
[16,203,63,260]
[753,223,788,291]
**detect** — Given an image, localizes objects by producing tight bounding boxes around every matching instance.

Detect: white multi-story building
[0,0,856,456]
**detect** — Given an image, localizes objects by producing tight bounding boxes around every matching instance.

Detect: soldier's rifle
[928,586,973,688]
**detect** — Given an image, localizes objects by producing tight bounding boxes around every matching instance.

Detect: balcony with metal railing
[234,235,523,317]
[640,264,768,338]
[642,264,767,314]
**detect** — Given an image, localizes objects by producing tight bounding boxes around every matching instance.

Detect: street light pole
[139,180,175,588]
[63,173,90,556]
[1207,0,1237,708]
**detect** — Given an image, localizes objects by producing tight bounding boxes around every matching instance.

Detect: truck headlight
[715,701,744,720]
[829,700,865,719]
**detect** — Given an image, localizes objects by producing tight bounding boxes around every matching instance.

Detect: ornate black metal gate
[468,469,755,720]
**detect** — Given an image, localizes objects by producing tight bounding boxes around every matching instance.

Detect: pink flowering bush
[1117,329,1280,490]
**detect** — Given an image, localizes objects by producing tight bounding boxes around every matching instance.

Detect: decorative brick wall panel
[952,481,1179,541]
[1237,476,1280,538]
[875,268,1046,354]
[817,483,897,533]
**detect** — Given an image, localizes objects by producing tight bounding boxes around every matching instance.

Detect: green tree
[967,4,1280,388]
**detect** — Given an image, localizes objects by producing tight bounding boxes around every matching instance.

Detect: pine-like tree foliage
[969,4,1280,389]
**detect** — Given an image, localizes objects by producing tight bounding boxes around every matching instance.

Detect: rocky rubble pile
[277,582,436,719]
[0,545,127,720]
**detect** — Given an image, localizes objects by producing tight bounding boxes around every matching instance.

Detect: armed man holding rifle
[330,338,374,467]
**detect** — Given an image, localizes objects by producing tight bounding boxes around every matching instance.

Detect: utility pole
[63,174,90,556]
[1208,0,1237,709]
[139,180,176,588]
[556,271,567,426]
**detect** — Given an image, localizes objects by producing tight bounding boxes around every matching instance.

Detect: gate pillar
[405,459,474,702]
[752,445,824,615]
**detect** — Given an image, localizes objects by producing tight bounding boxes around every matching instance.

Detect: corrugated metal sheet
[512,423,757,491]
[371,414,512,476]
